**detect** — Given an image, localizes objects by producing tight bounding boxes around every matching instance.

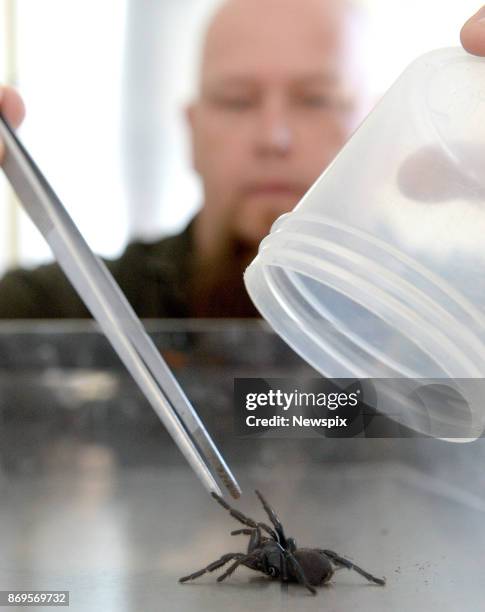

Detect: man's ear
[185,102,199,172]
[185,102,195,130]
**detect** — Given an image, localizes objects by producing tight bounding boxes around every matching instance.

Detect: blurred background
[0,0,481,275]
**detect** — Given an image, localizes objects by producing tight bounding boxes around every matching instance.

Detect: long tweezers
[0,114,241,499]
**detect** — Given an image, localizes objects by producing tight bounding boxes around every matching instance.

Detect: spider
[179,490,386,595]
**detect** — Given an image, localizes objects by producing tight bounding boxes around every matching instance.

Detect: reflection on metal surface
[40,369,119,404]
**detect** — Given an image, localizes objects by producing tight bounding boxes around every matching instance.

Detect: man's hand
[461,6,485,56]
[0,86,25,161]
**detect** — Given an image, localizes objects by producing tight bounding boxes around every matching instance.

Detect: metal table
[0,321,483,611]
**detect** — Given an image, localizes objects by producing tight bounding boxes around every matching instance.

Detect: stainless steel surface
[0,117,239,498]
[0,321,484,611]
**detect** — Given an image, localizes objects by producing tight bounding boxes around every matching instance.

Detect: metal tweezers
[0,114,241,499]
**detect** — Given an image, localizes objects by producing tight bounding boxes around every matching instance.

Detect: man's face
[188,0,365,248]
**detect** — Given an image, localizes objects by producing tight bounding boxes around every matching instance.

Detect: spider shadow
[181,575,271,590]
[181,575,327,597]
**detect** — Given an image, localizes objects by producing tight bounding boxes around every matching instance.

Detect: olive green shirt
[0,224,194,319]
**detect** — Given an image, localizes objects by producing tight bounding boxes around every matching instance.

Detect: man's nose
[253,100,293,157]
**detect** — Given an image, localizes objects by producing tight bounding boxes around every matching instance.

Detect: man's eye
[213,95,256,112]
[216,97,255,110]
[299,94,333,108]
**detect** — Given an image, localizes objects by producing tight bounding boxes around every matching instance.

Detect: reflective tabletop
[0,321,483,611]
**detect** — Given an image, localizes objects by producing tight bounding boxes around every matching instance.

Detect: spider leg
[179,553,244,583]
[321,550,386,586]
[284,551,317,595]
[255,490,288,546]
[248,525,264,552]
[216,551,262,583]
[231,526,263,548]
[211,492,276,539]
[279,552,289,582]
[231,527,273,560]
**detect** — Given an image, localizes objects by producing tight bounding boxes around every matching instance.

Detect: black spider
[179,490,386,595]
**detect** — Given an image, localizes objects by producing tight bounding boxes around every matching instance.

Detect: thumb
[0,86,26,162]
[461,6,485,56]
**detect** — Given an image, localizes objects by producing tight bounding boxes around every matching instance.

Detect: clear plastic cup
[244,48,485,439]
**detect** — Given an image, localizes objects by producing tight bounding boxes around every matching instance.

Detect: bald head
[198,0,364,96]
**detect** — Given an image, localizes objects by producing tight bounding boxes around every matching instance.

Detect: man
[0,1,483,318]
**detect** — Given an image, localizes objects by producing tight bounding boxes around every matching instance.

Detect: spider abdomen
[292,549,334,586]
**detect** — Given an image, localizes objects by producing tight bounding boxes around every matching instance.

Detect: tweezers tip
[229,485,242,499]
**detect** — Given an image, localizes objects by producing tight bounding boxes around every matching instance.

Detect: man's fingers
[0,86,25,161]
[0,86,25,127]
[461,6,485,56]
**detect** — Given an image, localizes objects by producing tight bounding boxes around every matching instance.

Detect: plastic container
[244,48,485,438]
